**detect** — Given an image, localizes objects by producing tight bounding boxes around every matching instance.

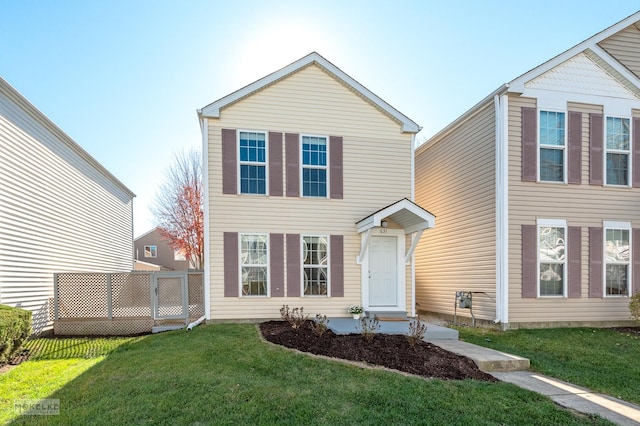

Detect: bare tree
[152,149,204,269]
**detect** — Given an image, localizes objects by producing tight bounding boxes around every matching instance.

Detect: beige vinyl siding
[414,100,497,322]
[0,84,134,321]
[598,24,640,80]
[508,95,640,325]
[208,64,413,319]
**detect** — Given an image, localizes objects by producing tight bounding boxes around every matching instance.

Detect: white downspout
[411,133,416,317]
[201,116,211,321]
[494,94,509,326]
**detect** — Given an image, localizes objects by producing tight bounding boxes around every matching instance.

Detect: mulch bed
[610,326,640,336]
[260,320,497,382]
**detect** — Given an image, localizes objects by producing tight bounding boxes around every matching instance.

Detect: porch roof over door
[356,198,435,234]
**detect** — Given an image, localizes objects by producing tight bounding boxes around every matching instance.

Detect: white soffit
[356,198,435,234]
[524,53,638,100]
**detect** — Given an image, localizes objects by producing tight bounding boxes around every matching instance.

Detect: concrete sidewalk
[492,371,640,426]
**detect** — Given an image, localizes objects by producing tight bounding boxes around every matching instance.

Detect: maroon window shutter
[589,227,603,298]
[589,114,603,185]
[522,225,537,298]
[270,233,284,297]
[269,132,283,196]
[223,232,239,297]
[568,226,582,298]
[633,229,640,294]
[633,118,640,188]
[285,133,299,197]
[568,111,582,184]
[521,107,537,182]
[329,136,343,199]
[330,235,344,297]
[286,234,300,297]
[221,129,237,195]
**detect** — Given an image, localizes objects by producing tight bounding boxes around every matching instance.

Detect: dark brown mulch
[259,320,497,382]
[609,326,640,336]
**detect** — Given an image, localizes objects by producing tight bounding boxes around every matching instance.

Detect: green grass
[2,325,613,425]
[458,326,640,405]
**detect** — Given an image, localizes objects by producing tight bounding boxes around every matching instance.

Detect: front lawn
[458,326,640,405]
[1,325,613,425]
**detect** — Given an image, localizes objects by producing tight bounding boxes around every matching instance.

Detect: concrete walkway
[492,371,640,426]
[328,317,640,425]
[328,317,458,340]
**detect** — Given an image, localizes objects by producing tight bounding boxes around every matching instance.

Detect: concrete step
[432,340,530,372]
[328,317,458,340]
[366,310,407,320]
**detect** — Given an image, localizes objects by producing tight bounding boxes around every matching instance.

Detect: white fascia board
[587,45,640,93]
[199,52,421,133]
[417,85,508,153]
[356,199,435,234]
[509,11,640,93]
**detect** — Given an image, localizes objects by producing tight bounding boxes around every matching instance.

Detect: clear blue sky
[2,1,638,236]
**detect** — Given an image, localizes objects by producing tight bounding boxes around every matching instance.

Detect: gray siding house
[0,77,135,332]
[134,227,190,271]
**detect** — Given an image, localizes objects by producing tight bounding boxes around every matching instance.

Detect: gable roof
[508,10,640,94]
[356,198,435,234]
[0,77,135,198]
[419,10,640,151]
[197,52,421,133]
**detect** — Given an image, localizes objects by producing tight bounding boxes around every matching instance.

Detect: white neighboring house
[0,77,135,333]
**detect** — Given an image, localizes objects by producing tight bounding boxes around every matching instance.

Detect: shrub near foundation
[0,304,32,364]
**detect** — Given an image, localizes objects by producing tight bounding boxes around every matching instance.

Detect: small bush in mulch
[260,320,497,382]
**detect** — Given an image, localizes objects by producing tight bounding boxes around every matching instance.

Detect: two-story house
[198,52,434,320]
[415,11,640,329]
[134,227,190,271]
[0,77,135,333]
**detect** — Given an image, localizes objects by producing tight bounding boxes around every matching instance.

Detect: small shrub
[630,293,640,322]
[357,316,380,342]
[407,315,428,348]
[279,305,308,329]
[0,305,32,364]
[310,314,329,337]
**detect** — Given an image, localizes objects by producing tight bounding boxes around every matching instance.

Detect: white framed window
[301,135,328,197]
[144,245,157,258]
[605,117,631,186]
[537,219,566,297]
[538,110,566,183]
[302,235,328,296]
[240,234,269,296]
[603,221,631,297]
[238,131,267,195]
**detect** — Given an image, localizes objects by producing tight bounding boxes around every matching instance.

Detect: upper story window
[538,220,566,297]
[174,249,186,261]
[144,245,157,258]
[539,111,566,183]
[301,135,327,197]
[240,234,268,296]
[605,117,630,186]
[239,131,267,194]
[302,235,328,296]
[604,222,631,297]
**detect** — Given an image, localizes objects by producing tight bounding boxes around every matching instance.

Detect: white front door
[369,236,398,307]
